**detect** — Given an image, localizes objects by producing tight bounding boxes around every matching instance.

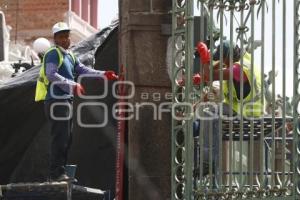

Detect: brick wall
[0,0,68,44]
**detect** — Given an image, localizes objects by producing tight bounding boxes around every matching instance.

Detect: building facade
[0,0,99,45]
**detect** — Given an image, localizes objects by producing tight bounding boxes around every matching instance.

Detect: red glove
[104,70,119,80]
[178,78,185,86]
[196,42,210,64]
[192,73,201,85]
[177,74,202,86]
[73,83,85,96]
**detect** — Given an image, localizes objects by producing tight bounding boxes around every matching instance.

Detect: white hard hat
[33,37,51,54]
[52,22,70,34]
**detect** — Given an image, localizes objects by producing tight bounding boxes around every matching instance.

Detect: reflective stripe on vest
[34,47,75,102]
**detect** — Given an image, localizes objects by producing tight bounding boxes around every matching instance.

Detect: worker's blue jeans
[193,104,235,180]
[44,99,73,179]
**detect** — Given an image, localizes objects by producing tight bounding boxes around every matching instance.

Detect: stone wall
[119,0,172,199]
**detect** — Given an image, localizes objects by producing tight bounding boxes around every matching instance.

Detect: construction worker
[35,22,118,182]
[193,40,262,179]
[197,40,262,117]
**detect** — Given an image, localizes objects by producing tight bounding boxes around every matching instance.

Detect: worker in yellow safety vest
[193,40,263,179]
[35,22,118,182]
[197,40,263,118]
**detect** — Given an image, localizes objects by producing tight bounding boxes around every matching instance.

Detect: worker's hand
[178,78,185,86]
[177,73,202,86]
[104,70,119,80]
[73,83,85,96]
[192,73,201,85]
[196,42,210,64]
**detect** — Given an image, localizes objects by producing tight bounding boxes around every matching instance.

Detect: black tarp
[0,20,119,198]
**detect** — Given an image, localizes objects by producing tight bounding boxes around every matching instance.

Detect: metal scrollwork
[249,0,257,5]
[176,0,186,8]
[224,0,237,11]
[236,25,249,34]
[217,1,226,10]
[295,0,300,196]
[207,0,218,9]
[199,0,208,4]
[235,0,250,12]
[172,1,187,199]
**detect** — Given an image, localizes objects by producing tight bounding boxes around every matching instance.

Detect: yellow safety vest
[223,53,263,117]
[34,47,75,102]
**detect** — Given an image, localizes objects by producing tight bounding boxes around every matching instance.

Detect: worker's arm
[197,42,220,82]
[202,62,224,81]
[203,62,248,82]
[74,58,118,80]
[74,59,105,77]
[197,42,247,82]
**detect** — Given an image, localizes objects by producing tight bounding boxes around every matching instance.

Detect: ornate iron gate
[171,0,300,199]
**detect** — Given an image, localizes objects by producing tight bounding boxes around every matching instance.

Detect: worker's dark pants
[44,99,73,179]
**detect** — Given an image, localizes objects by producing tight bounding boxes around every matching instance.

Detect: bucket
[65,164,77,178]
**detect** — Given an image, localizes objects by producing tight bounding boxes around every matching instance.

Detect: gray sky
[98,0,119,29]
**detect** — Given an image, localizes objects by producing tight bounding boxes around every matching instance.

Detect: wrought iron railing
[171,0,300,199]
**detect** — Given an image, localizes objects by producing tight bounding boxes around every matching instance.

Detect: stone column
[81,0,90,23]
[72,0,81,17]
[119,0,172,199]
[90,0,98,29]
